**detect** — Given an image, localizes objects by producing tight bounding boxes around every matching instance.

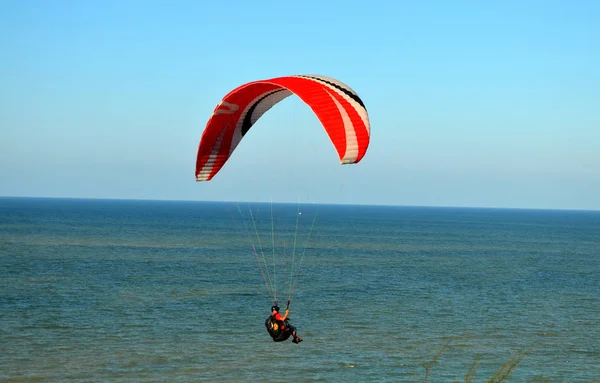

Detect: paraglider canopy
[195,74,371,182]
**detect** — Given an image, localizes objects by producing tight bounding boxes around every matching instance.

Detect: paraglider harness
[265,300,293,342]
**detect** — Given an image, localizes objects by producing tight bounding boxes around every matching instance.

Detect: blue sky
[1,0,599,210]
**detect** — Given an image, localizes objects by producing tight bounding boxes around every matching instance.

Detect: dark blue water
[1,197,599,382]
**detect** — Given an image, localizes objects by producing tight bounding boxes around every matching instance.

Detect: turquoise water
[1,197,599,382]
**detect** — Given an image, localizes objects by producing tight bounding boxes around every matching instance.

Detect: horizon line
[1,195,598,213]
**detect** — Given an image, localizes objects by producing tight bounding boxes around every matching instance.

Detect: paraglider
[195,74,371,343]
[265,301,302,343]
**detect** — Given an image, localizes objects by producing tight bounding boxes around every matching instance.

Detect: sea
[1,197,599,382]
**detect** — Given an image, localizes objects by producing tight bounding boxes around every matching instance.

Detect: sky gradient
[1,0,599,210]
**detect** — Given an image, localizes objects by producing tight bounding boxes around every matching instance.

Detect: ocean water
[1,197,599,382]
